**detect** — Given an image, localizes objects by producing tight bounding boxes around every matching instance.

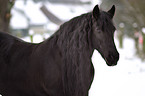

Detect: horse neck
[57,37,93,96]
[55,13,94,96]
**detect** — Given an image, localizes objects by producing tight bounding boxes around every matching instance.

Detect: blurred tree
[119,0,145,58]
[101,0,145,36]
[0,0,15,33]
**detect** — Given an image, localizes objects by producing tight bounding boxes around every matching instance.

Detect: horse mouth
[105,58,118,66]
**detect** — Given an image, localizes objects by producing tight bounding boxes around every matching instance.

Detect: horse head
[91,5,119,66]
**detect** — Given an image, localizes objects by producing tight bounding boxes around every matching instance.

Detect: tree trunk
[0,0,14,33]
[142,33,145,55]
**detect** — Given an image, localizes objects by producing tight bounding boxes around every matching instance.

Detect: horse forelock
[95,11,115,32]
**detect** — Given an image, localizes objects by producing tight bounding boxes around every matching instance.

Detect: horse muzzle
[105,52,119,66]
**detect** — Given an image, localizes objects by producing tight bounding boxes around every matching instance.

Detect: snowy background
[1,0,145,96]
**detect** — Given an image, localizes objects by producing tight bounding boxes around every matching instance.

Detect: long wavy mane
[50,13,94,96]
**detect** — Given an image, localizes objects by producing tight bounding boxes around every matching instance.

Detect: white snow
[10,9,28,29]
[10,0,101,29]
[10,1,48,29]
[44,2,88,21]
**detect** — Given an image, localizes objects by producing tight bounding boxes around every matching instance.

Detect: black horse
[0,5,119,96]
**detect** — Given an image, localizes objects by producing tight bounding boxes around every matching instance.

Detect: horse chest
[81,62,94,88]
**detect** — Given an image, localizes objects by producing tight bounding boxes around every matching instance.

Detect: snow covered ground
[21,34,145,96]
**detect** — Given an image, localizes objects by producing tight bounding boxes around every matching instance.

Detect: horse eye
[113,27,116,31]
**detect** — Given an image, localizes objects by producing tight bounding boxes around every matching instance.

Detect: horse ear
[108,5,115,18]
[93,5,100,20]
